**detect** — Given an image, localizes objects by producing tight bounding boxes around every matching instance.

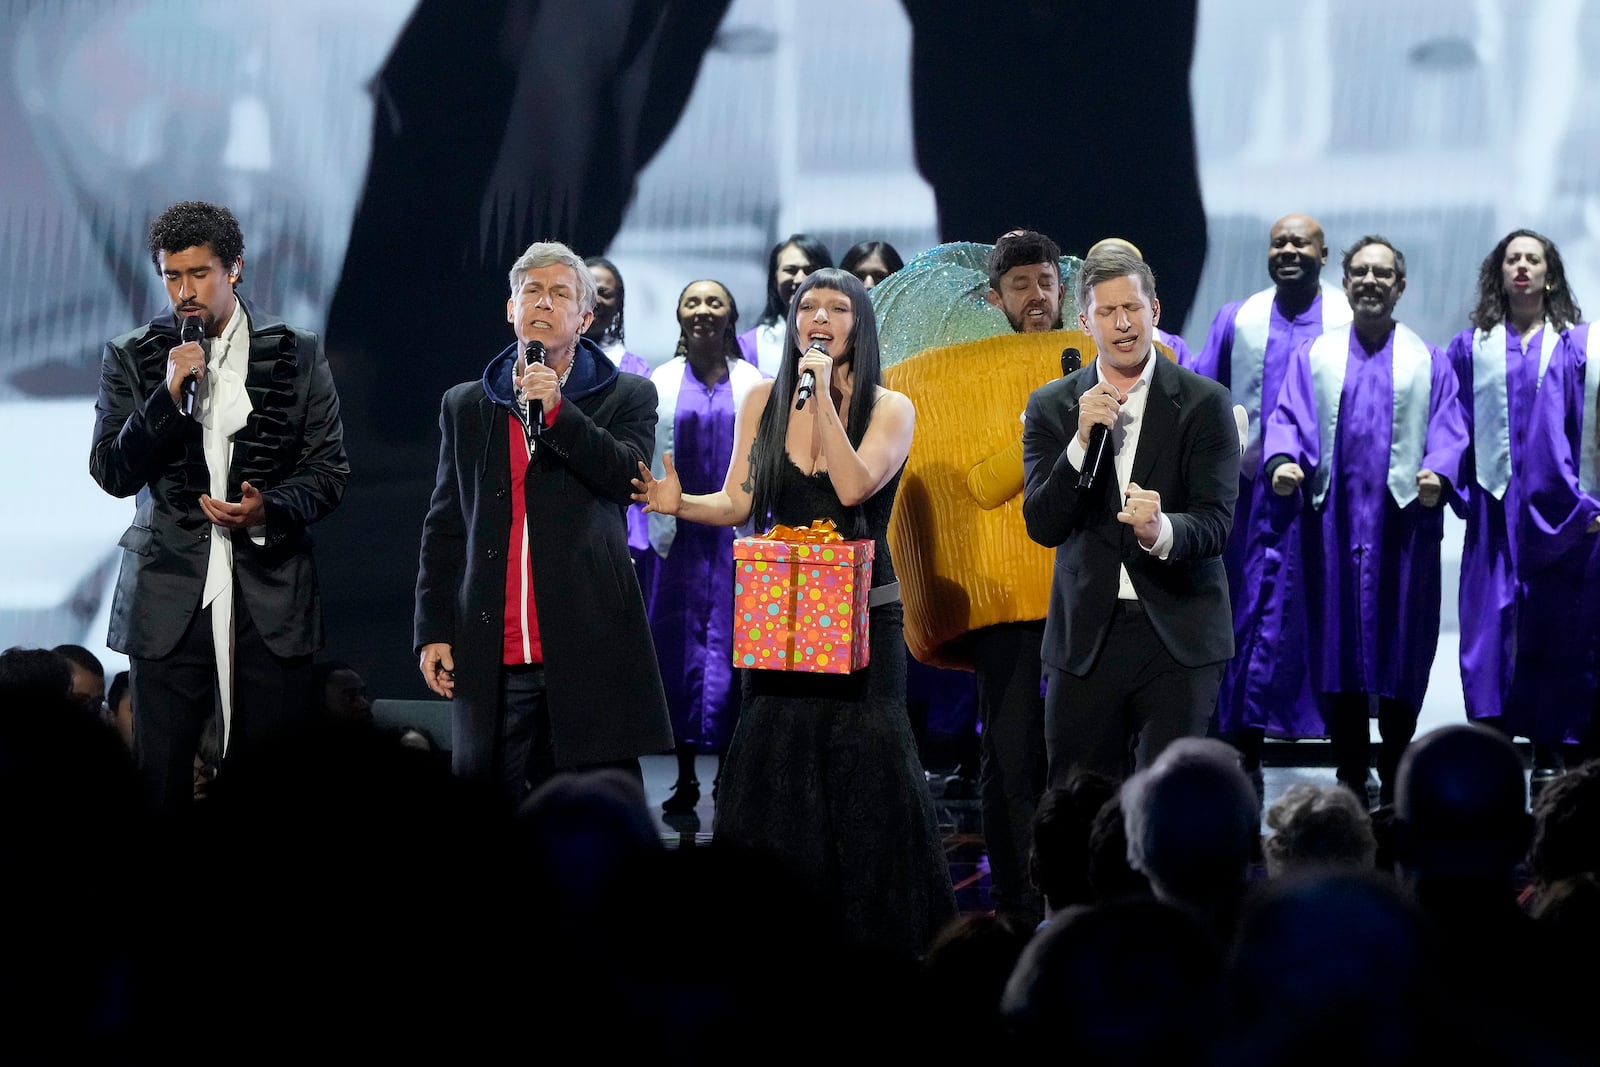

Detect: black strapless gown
[712,459,958,958]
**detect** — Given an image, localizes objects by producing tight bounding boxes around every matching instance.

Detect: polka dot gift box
[732,519,873,674]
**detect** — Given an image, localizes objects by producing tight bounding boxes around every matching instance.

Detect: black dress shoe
[662,779,701,814]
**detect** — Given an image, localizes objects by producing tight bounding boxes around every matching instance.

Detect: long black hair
[759,233,834,327]
[749,268,884,536]
[1469,229,1581,333]
[841,240,905,281]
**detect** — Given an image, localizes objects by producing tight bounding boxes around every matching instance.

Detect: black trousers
[969,621,1048,920]
[130,589,314,816]
[498,665,642,808]
[1044,601,1222,786]
[1326,693,1417,805]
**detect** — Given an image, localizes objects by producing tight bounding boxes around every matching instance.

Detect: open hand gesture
[632,453,683,515]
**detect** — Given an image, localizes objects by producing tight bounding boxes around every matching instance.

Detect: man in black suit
[90,201,350,815]
[1022,244,1237,785]
[414,241,671,805]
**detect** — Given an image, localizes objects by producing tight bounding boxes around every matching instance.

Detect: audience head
[181,716,511,1052]
[0,646,73,708]
[107,669,133,748]
[583,255,627,345]
[1223,868,1448,1066]
[1393,724,1531,885]
[1121,738,1260,927]
[312,660,372,723]
[920,911,1032,1056]
[762,233,833,325]
[1086,788,1152,902]
[840,240,903,290]
[1002,896,1224,1062]
[1528,756,1600,892]
[513,768,661,918]
[986,228,1064,333]
[1030,770,1119,913]
[51,644,106,718]
[1263,780,1378,877]
[0,646,144,1051]
[674,278,741,361]
[1471,228,1581,332]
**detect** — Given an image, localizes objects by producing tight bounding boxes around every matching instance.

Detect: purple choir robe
[1445,322,1559,723]
[1158,328,1194,368]
[1262,325,1469,713]
[1511,324,1600,744]
[1193,292,1343,738]
[606,343,656,588]
[735,323,782,377]
[645,360,745,751]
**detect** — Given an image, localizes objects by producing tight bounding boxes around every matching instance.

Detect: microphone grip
[1077,424,1109,491]
[523,342,546,441]
[795,369,816,411]
[179,315,204,417]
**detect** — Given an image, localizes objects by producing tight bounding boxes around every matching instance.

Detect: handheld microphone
[521,340,546,443]
[795,340,828,411]
[1078,415,1111,491]
[179,314,205,417]
[1061,346,1082,377]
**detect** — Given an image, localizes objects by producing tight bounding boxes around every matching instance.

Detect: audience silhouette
[13,639,1600,1060]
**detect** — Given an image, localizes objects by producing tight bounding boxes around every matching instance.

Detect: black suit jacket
[1022,355,1237,675]
[413,345,672,779]
[90,300,349,660]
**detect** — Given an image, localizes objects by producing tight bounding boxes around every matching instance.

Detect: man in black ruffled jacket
[90,200,349,816]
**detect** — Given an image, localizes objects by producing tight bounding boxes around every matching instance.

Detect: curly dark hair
[147,201,245,272]
[1468,229,1581,332]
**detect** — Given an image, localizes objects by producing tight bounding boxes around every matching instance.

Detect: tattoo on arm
[740,445,756,494]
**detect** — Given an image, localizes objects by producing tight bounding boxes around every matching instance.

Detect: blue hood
[481,335,620,409]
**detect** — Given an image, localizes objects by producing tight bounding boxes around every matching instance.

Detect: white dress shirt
[1064,350,1174,599]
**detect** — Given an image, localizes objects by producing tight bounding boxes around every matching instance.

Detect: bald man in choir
[1189,213,1351,798]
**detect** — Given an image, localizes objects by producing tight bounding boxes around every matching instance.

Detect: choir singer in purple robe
[1192,213,1351,797]
[1262,236,1468,807]
[1444,230,1581,784]
[646,280,765,814]
[1513,320,1600,776]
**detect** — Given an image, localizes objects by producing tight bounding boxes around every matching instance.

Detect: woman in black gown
[633,268,957,958]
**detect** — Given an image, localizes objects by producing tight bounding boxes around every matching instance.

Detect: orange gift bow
[759,519,840,668]
[762,518,843,544]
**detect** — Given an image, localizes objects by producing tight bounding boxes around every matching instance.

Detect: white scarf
[1471,320,1556,500]
[1305,322,1434,508]
[194,304,254,753]
[1580,326,1599,496]
[1231,283,1351,477]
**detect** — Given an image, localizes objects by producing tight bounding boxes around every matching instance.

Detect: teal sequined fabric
[871,241,1082,367]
